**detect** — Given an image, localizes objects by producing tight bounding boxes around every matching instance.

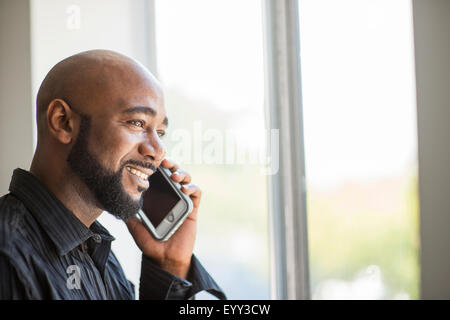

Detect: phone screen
[141,169,181,228]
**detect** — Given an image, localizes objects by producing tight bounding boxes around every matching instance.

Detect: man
[0,50,225,300]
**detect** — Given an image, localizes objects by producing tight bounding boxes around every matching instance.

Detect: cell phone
[137,165,193,241]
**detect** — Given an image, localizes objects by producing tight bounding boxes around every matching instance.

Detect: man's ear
[46,98,76,144]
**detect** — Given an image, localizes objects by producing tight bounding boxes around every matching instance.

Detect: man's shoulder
[0,193,28,254]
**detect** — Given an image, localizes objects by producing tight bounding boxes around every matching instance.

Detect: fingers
[160,157,200,207]
[161,158,192,184]
[171,169,192,184]
[161,158,179,173]
[181,183,202,207]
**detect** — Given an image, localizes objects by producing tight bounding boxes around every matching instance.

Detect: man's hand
[125,158,200,279]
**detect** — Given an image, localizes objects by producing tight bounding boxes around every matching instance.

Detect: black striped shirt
[0,168,225,300]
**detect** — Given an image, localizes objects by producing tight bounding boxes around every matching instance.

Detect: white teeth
[126,166,148,180]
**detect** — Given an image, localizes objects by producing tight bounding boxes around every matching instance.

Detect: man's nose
[138,133,166,164]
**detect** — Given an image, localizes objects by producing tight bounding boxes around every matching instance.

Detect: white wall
[0,0,34,195]
[413,0,450,299]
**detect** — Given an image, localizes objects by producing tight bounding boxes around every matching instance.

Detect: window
[298,0,420,299]
[29,0,420,300]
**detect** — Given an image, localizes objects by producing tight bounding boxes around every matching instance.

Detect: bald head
[36,50,163,136]
[31,50,168,222]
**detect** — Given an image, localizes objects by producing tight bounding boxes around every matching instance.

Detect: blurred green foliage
[307,173,420,299]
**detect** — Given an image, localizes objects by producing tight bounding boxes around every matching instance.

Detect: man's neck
[30,157,103,227]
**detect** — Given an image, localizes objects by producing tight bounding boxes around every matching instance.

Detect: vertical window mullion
[262,0,310,300]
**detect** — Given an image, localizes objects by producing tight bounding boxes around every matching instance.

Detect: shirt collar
[9,168,115,256]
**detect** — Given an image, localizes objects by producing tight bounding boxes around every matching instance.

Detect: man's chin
[124,187,146,203]
[101,187,144,221]
[105,205,140,221]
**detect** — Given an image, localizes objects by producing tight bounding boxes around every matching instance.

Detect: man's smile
[125,165,152,190]
[126,165,151,180]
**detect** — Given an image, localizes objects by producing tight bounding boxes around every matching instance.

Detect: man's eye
[128,120,145,128]
[157,130,166,138]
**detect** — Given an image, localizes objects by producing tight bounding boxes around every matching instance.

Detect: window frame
[261,0,310,300]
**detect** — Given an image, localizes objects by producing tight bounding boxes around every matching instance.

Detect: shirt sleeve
[139,254,226,300]
[0,253,29,299]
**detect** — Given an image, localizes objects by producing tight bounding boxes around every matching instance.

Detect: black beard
[67,114,143,221]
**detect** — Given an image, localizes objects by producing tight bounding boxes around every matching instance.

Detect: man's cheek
[93,148,121,173]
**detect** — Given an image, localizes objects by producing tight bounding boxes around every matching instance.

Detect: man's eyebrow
[122,106,156,116]
[122,106,168,127]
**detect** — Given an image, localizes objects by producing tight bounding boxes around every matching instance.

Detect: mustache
[122,159,157,173]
